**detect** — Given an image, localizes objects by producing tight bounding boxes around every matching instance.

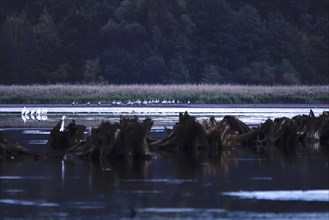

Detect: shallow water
[0,103,328,128]
[0,105,328,219]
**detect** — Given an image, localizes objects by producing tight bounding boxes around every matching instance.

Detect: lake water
[0,104,328,219]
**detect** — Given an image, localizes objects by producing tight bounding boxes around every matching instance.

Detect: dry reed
[0,84,328,104]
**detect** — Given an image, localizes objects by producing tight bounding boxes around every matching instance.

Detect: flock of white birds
[21,107,48,122]
[72,99,191,106]
[20,99,191,123]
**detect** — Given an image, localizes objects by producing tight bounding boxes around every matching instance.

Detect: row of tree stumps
[1,110,328,162]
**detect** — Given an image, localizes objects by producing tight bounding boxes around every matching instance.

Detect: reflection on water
[1,139,328,219]
[0,105,328,219]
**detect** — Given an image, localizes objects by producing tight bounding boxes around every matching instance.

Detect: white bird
[60,116,66,132]
[25,109,30,115]
[41,109,48,115]
[21,114,27,123]
[30,109,36,115]
[36,114,41,121]
[21,107,27,115]
[24,114,30,120]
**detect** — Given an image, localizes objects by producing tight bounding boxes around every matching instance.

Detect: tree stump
[0,131,32,161]
[47,119,86,151]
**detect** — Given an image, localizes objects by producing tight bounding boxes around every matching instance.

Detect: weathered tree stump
[47,119,86,151]
[293,110,329,146]
[109,116,153,160]
[0,131,32,161]
[217,115,251,147]
[238,110,329,153]
[63,116,154,162]
[149,112,251,155]
[149,112,209,153]
[43,110,328,163]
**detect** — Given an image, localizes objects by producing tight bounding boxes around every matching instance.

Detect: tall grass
[0,84,328,104]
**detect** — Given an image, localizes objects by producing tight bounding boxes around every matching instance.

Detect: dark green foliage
[0,0,328,85]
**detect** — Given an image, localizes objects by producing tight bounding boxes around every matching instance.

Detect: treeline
[0,0,328,85]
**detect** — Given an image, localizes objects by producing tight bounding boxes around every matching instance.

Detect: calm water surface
[0,105,328,219]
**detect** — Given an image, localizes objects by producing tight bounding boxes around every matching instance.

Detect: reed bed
[0,84,328,104]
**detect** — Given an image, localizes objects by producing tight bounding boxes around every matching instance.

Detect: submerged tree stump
[48,119,86,151]
[0,131,32,161]
[293,110,329,146]
[149,112,209,153]
[238,110,329,152]
[149,112,250,154]
[63,116,154,162]
[217,115,251,147]
[39,110,329,163]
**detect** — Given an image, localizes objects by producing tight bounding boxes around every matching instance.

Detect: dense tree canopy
[0,0,328,84]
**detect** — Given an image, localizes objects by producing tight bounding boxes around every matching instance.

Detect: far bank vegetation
[0,84,328,104]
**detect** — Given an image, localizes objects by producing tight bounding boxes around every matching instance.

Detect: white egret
[36,114,41,121]
[41,108,48,115]
[60,116,66,132]
[21,107,26,115]
[21,114,27,123]
[24,114,30,120]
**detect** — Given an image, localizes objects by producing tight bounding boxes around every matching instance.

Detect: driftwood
[0,131,33,161]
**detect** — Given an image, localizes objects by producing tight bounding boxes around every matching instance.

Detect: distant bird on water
[21,107,30,115]
[21,107,27,115]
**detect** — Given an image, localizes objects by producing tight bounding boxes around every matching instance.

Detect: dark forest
[0,0,328,85]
